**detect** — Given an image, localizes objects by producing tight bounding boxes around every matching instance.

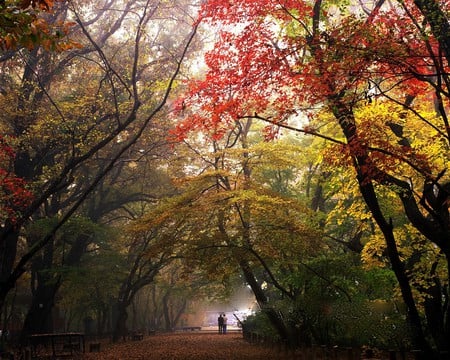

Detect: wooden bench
[180,326,202,331]
[129,331,144,340]
[29,332,85,358]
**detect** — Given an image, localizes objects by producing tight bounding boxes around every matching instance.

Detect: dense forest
[0,1,449,359]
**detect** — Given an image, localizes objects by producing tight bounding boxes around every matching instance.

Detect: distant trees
[133,118,327,345]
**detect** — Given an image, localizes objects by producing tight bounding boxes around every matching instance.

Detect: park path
[83,332,279,360]
[81,332,417,360]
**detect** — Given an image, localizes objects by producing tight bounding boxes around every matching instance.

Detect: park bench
[129,331,144,340]
[29,332,85,359]
[179,326,202,331]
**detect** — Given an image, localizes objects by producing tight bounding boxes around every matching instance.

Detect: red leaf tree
[175,1,450,357]
[0,136,33,224]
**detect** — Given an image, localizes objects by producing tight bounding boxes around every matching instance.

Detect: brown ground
[81,333,419,360]
[21,330,416,360]
[83,332,280,360]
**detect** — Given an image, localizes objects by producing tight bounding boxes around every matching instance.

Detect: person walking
[217,314,224,334]
[222,314,228,334]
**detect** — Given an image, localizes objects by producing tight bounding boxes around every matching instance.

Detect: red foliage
[0,136,33,224]
[169,0,448,188]
[20,0,55,10]
[172,0,445,144]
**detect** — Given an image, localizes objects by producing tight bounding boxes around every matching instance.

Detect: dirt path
[80,332,424,360]
[83,332,279,360]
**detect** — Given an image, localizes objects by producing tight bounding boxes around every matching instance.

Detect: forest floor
[80,331,402,360]
[14,329,414,360]
[82,331,280,360]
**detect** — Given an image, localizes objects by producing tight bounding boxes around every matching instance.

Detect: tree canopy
[0,1,449,358]
[174,0,449,357]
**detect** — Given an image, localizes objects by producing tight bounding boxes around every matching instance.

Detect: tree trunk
[172,299,187,329]
[423,280,447,351]
[332,101,437,359]
[20,281,59,338]
[98,305,108,336]
[0,227,19,315]
[21,237,58,342]
[162,292,172,331]
[239,259,295,346]
[359,182,434,358]
[112,299,129,342]
[20,231,91,342]
[131,300,138,331]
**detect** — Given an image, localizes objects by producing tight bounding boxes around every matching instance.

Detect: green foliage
[26,215,109,246]
[253,252,409,348]
[58,249,125,326]
[242,312,280,339]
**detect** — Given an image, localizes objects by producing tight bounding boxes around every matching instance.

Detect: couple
[217,313,228,334]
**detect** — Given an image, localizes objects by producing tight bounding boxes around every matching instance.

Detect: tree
[155,261,206,331]
[111,224,177,342]
[20,216,108,338]
[0,0,199,325]
[175,0,449,357]
[57,244,123,335]
[136,118,326,346]
[0,136,33,225]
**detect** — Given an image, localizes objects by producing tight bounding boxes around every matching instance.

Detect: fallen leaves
[83,332,278,360]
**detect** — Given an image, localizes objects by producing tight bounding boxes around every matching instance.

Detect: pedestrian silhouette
[218,314,224,334]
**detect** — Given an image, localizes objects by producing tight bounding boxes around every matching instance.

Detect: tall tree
[0,0,199,325]
[136,119,323,346]
[175,0,449,357]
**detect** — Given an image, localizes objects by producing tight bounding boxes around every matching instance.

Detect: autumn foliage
[175,0,449,160]
[174,0,449,217]
[0,136,33,224]
[173,0,450,356]
[0,0,76,50]
[83,332,277,360]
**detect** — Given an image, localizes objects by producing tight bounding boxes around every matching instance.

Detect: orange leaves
[185,0,444,122]
[199,0,312,25]
[174,0,448,192]
[173,19,302,139]
[0,136,34,224]
[0,0,78,51]
[83,333,276,360]
[20,0,54,10]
